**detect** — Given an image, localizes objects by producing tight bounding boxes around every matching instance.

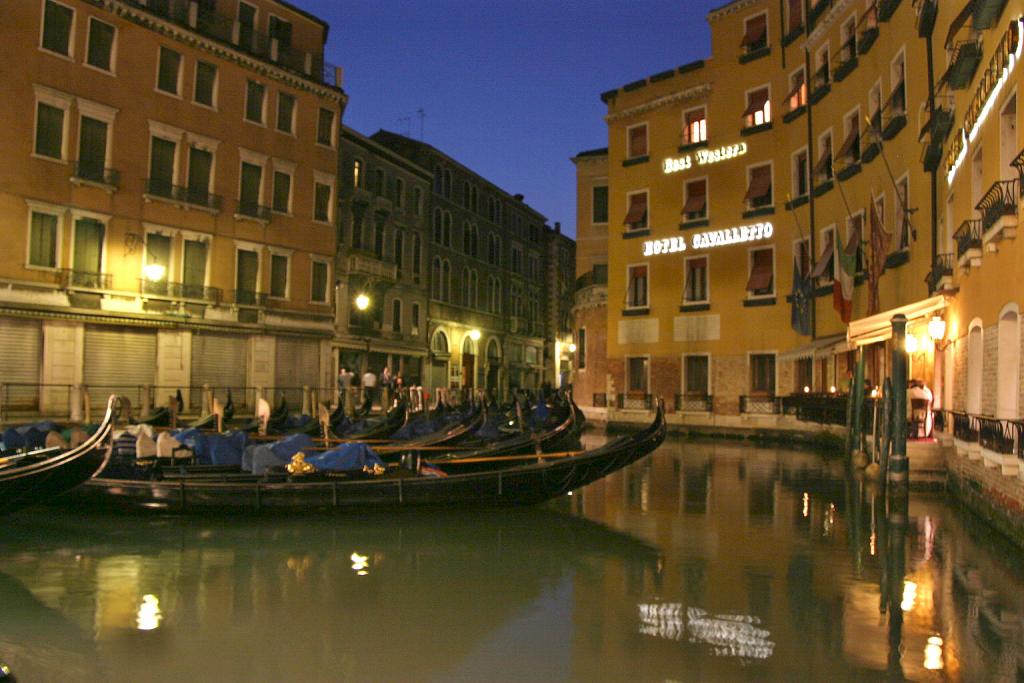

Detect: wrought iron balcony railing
[59,269,111,290]
[976,178,1019,234]
[72,161,120,188]
[675,394,713,412]
[616,393,652,410]
[139,279,222,303]
[236,200,272,221]
[740,395,781,414]
[925,253,954,293]
[954,219,982,260]
[943,40,983,90]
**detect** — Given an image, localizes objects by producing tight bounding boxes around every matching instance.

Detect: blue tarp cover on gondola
[208,431,248,466]
[304,443,385,473]
[172,428,210,464]
[244,433,316,474]
[390,416,440,440]
[2,421,58,450]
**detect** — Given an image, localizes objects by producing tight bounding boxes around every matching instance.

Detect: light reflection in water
[924,635,944,670]
[135,595,161,631]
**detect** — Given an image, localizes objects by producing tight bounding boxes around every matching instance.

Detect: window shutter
[35,103,64,158]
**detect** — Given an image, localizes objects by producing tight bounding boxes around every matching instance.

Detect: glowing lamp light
[928,315,947,344]
[468,329,481,342]
[350,552,369,572]
[803,386,810,393]
[905,335,919,354]
[901,580,918,612]
[354,293,370,311]
[924,635,944,671]
[870,387,879,399]
[568,343,577,353]
[829,385,837,394]
[143,262,166,282]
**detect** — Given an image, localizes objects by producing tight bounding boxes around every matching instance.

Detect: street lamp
[568,343,577,353]
[928,314,952,351]
[143,262,166,282]
[355,293,370,311]
[468,328,481,342]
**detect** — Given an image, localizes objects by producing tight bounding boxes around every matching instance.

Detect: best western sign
[662,142,748,174]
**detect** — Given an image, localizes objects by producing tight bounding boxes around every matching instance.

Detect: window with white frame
[317,108,335,147]
[792,147,809,198]
[157,46,182,96]
[27,205,61,269]
[743,86,771,128]
[245,80,266,124]
[148,135,179,198]
[747,247,774,297]
[684,355,710,396]
[34,85,72,160]
[814,130,833,183]
[271,164,293,214]
[811,225,837,282]
[745,164,773,209]
[627,123,648,159]
[623,190,648,230]
[784,67,807,114]
[313,172,334,224]
[684,255,709,304]
[787,0,803,33]
[683,107,707,145]
[741,13,768,55]
[814,44,830,89]
[276,92,296,134]
[626,263,649,309]
[838,109,861,165]
[194,61,217,108]
[840,15,857,62]
[182,236,209,297]
[269,252,289,299]
[890,50,906,114]
[41,0,74,57]
[682,178,708,222]
[76,100,116,183]
[86,17,115,72]
[896,175,910,250]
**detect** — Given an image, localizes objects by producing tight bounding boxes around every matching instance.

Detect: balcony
[675,394,713,413]
[232,289,261,306]
[877,0,902,21]
[144,179,222,212]
[974,0,1009,30]
[809,64,831,105]
[347,250,397,280]
[916,0,937,37]
[857,4,879,54]
[139,279,222,303]
[807,0,830,30]
[740,395,780,415]
[235,200,271,222]
[881,83,907,140]
[71,161,120,190]
[739,36,770,64]
[943,40,983,90]
[575,265,608,291]
[121,0,341,87]
[954,219,983,268]
[59,269,111,290]
[925,253,955,294]
[976,178,1019,246]
[833,38,858,82]
[781,394,848,426]
[616,393,652,411]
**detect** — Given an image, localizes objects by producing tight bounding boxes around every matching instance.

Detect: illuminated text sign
[642,222,773,256]
[663,142,748,174]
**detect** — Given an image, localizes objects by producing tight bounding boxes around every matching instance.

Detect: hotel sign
[946,19,1022,184]
[662,142,748,174]
[642,221,774,256]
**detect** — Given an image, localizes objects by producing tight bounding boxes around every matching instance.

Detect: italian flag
[833,224,859,323]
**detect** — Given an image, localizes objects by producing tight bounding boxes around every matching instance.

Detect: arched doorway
[997,305,1020,419]
[967,321,983,415]
[461,334,476,389]
[486,338,502,392]
[429,329,449,392]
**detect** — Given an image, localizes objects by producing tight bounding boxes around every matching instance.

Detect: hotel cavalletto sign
[643,222,774,256]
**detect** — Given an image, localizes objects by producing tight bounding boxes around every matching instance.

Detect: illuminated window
[684,256,709,303]
[744,165,773,209]
[352,159,363,188]
[623,191,648,230]
[743,87,771,128]
[784,68,806,113]
[746,247,774,297]
[684,107,707,145]
[627,123,648,159]
[626,263,648,308]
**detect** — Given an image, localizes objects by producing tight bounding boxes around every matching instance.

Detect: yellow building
[579,0,1007,431]
[1,0,346,416]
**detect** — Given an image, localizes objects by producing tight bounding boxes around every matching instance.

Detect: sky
[304,0,726,239]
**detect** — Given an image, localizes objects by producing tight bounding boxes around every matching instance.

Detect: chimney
[555,221,561,233]
[334,66,344,87]
[514,193,524,201]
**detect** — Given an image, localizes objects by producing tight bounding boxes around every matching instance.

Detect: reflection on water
[1,435,1024,681]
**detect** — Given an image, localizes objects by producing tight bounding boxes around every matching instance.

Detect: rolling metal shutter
[0,318,41,410]
[275,337,320,407]
[84,326,156,410]
[191,333,248,409]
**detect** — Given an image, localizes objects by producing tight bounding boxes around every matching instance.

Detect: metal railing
[943,40,983,90]
[144,178,222,210]
[59,268,111,290]
[781,393,847,425]
[979,416,1018,456]
[951,411,979,442]
[616,393,652,410]
[232,289,260,306]
[72,161,120,188]
[675,394,713,412]
[138,279,223,303]
[236,200,272,221]
[976,178,1019,233]
[954,219,982,259]
[593,393,608,408]
[740,395,781,414]
[1012,147,1024,193]
[925,253,954,293]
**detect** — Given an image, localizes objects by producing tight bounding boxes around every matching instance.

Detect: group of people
[337,366,404,408]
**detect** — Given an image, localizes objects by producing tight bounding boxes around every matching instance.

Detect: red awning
[837,125,859,158]
[746,261,773,292]
[741,16,767,47]
[623,194,647,225]
[744,168,772,201]
[743,89,770,117]
[682,193,706,215]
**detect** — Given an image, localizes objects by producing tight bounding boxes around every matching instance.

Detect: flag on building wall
[790,261,812,336]
[867,197,891,315]
[833,224,859,323]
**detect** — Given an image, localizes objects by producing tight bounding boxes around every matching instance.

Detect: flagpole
[864,115,916,244]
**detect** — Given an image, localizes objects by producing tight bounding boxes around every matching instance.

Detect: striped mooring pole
[888,314,909,488]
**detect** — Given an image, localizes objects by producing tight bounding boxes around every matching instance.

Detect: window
[627,357,649,393]
[627,264,648,309]
[239,161,263,214]
[394,229,404,271]
[413,187,423,215]
[373,168,385,195]
[272,170,291,213]
[157,46,182,95]
[747,247,774,297]
[869,82,882,130]
[86,18,115,71]
[442,211,452,246]
[148,137,177,198]
[792,148,809,198]
[463,223,477,257]
[488,234,501,266]
[269,253,288,298]
[268,15,292,50]
[352,159,363,188]
[34,100,66,160]
[577,328,587,369]
[314,180,332,223]
[896,175,910,250]
[489,276,502,313]
[392,299,402,332]
[245,80,265,123]
[787,0,803,33]
[744,165,773,209]
[528,254,540,280]
[235,249,259,303]
[684,355,709,396]
[627,123,648,158]
[750,354,776,395]
[814,131,833,183]
[591,185,609,223]
[277,93,296,134]
[72,217,104,280]
[194,61,217,107]
[373,216,385,259]
[682,179,707,222]
[317,108,335,146]
[814,44,830,90]
[412,234,422,276]
[683,107,707,145]
[236,1,257,51]
[144,232,171,293]
[811,226,836,282]
[684,256,709,303]
[395,177,405,209]
[180,145,211,207]
[795,357,813,392]
[511,246,523,274]
[839,110,861,164]
[741,13,768,54]
[433,166,443,194]
[846,212,865,272]
[743,87,771,127]
[411,302,420,331]
[890,51,906,114]
[311,260,328,303]
[462,268,478,308]
[28,209,59,269]
[623,191,648,230]
[182,238,207,297]
[840,16,857,62]
[442,259,451,301]
[77,116,108,182]
[442,169,452,198]
[462,182,472,208]
[784,68,807,113]
[41,0,73,56]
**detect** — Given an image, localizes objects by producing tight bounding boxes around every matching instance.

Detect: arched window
[462,266,471,306]
[967,321,984,415]
[394,229,404,272]
[492,276,502,314]
[443,169,452,198]
[432,329,448,354]
[462,334,475,356]
[391,299,402,332]
[412,234,422,276]
[433,166,443,194]
[443,210,452,246]
[997,305,1020,419]
[442,259,451,301]
[470,269,478,308]
[487,338,500,363]
[433,208,443,243]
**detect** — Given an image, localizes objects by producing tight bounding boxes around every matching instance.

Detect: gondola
[0,396,119,516]
[59,399,666,513]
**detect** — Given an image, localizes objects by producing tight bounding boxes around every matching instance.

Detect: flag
[833,223,859,323]
[790,261,812,336]
[867,198,891,315]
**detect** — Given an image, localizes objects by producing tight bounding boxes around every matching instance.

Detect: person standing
[362,368,378,408]
[338,366,353,410]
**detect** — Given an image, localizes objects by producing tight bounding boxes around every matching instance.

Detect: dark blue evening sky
[305,1,725,238]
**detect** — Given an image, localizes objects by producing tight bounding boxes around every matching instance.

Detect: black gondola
[60,399,666,513]
[0,396,119,516]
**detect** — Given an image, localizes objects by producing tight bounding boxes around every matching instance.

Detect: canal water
[1,434,1022,682]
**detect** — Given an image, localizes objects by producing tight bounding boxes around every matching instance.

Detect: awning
[629,126,647,156]
[623,194,647,225]
[746,262,773,292]
[945,0,976,49]
[784,77,805,103]
[813,145,832,175]
[741,16,766,47]
[809,235,834,278]
[744,168,771,201]
[846,295,950,347]
[743,89,769,117]
[779,333,850,361]
[681,190,706,215]
[837,126,859,158]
